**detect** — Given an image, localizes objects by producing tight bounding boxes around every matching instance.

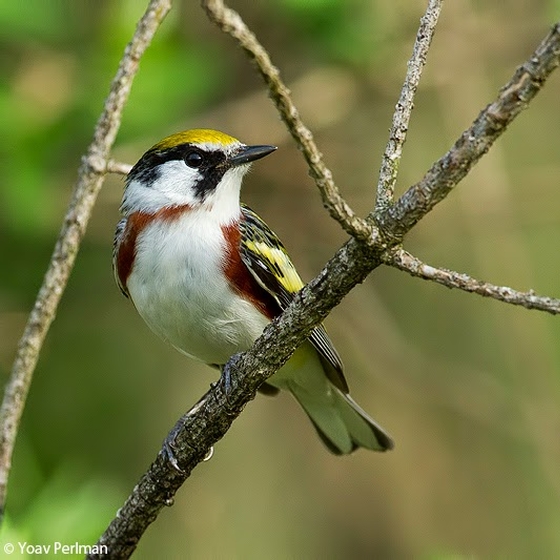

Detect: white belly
[127,212,269,365]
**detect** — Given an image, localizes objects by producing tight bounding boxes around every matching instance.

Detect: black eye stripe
[130,144,226,169]
[127,143,229,199]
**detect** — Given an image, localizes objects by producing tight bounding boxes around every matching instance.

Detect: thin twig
[107,160,133,176]
[375,0,442,211]
[386,248,560,314]
[0,0,171,521]
[90,14,560,559]
[201,0,373,241]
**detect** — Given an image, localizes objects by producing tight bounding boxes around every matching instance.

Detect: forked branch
[375,22,560,238]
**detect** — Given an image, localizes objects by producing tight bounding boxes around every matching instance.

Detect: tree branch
[386,248,560,314]
[375,0,442,211]
[90,11,560,559]
[0,0,171,522]
[201,0,373,241]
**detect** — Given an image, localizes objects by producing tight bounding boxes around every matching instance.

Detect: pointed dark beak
[229,144,277,167]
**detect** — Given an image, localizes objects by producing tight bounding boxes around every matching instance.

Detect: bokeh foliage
[1,1,560,558]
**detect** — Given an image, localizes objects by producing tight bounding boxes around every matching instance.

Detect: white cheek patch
[152,160,202,203]
[122,160,201,214]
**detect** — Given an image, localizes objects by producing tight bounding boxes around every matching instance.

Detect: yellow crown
[152,129,239,151]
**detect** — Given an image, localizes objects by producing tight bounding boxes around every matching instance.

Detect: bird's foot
[162,421,186,473]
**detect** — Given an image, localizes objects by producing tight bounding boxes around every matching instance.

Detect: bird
[113,128,394,455]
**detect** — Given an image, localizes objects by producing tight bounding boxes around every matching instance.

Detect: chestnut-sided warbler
[113,129,393,454]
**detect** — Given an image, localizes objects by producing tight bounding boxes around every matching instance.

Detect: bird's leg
[218,363,233,395]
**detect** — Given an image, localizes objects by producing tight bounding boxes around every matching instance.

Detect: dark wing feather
[239,205,348,392]
[309,325,348,393]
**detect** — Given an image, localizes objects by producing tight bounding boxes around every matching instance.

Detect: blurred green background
[2,0,560,558]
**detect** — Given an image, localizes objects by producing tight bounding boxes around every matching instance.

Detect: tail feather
[291,383,394,455]
[269,342,394,455]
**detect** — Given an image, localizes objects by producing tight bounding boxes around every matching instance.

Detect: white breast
[127,209,269,365]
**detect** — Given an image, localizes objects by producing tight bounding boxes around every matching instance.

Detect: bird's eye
[184,150,204,168]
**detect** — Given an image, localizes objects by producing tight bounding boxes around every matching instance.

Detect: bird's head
[121,129,277,217]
